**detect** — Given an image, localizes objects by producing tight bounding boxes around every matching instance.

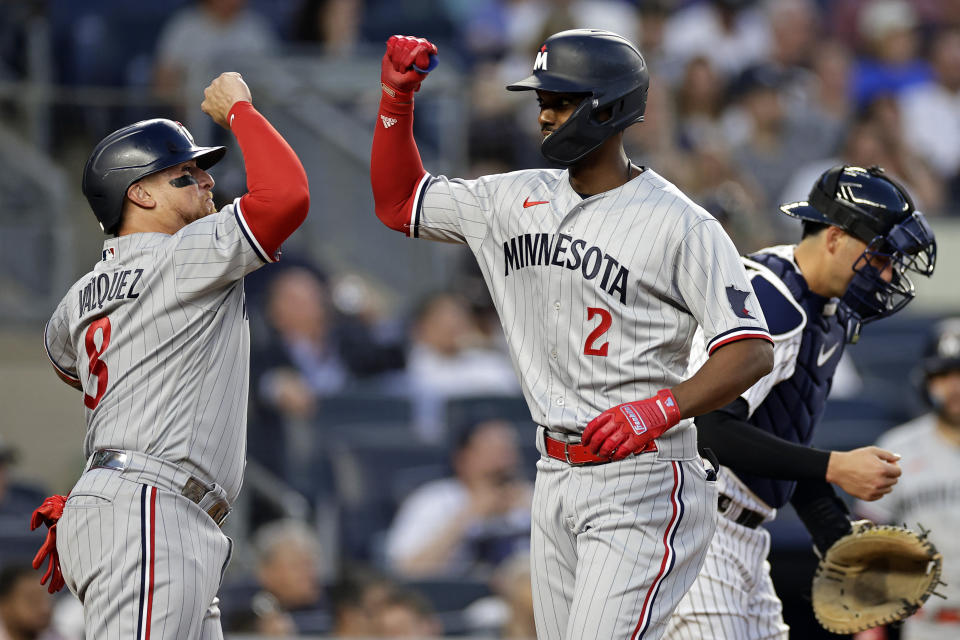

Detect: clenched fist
[381,35,438,99]
[201,72,253,130]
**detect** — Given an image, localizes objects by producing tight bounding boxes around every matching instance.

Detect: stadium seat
[445,395,533,432]
[315,393,414,429]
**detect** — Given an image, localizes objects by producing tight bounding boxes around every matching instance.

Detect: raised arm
[201,72,310,260]
[370,36,437,234]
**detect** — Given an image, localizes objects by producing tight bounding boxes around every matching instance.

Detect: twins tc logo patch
[619,405,647,436]
[726,286,754,319]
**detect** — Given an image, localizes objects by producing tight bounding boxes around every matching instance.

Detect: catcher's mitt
[811,520,943,634]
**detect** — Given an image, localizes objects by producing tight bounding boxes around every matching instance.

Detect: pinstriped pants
[57,468,232,639]
[530,451,718,640]
[664,514,789,640]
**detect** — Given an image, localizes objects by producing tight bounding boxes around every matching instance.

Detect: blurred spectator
[899,28,960,196]
[0,565,62,640]
[327,567,395,637]
[0,437,47,529]
[851,0,932,108]
[405,291,519,440]
[385,419,531,578]
[464,551,536,639]
[152,0,278,104]
[232,519,329,635]
[778,105,939,213]
[226,597,296,637]
[248,265,406,477]
[675,56,728,151]
[292,0,366,55]
[855,318,960,640]
[807,40,855,135]
[253,518,326,611]
[858,95,944,212]
[375,587,443,638]
[661,0,771,81]
[726,63,837,211]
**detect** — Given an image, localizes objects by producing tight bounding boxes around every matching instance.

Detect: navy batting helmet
[919,318,960,379]
[506,29,649,166]
[82,119,226,234]
[780,166,936,342]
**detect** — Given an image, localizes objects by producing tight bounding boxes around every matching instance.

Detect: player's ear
[824,225,844,254]
[126,181,157,209]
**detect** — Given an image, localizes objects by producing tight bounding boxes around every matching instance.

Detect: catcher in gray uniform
[370,30,775,639]
[30,73,310,639]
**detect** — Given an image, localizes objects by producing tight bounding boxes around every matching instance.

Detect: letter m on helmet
[534,46,548,71]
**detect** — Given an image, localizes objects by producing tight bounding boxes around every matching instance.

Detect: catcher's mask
[506,29,649,166]
[780,166,936,343]
[83,119,226,235]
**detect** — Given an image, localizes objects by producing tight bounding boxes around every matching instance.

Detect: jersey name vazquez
[77,268,145,317]
[502,232,629,304]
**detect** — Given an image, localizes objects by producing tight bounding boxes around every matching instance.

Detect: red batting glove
[30,494,67,594]
[381,35,438,100]
[582,390,682,460]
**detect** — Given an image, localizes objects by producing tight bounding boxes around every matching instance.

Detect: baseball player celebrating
[665,166,937,639]
[30,73,310,638]
[371,30,775,640]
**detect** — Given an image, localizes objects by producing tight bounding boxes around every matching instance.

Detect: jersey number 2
[84,317,111,409]
[584,307,611,357]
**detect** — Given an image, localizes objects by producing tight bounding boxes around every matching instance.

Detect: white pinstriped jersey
[44,200,271,502]
[410,167,770,452]
[687,245,805,418]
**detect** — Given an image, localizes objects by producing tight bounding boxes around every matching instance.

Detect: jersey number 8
[84,317,111,409]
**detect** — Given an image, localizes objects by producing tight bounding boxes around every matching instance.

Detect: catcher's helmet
[506,29,649,165]
[82,119,226,234]
[780,166,936,342]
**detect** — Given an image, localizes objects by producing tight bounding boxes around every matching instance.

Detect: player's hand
[30,494,68,594]
[826,446,901,501]
[381,35,438,98]
[582,390,681,460]
[201,72,253,130]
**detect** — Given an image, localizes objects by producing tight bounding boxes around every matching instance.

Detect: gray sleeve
[44,297,79,382]
[172,199,268,301]
[413,174,494,245]
[674,219,770,354]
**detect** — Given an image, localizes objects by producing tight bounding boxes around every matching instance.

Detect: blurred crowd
[3,0,960,247]
[3,0,960,638]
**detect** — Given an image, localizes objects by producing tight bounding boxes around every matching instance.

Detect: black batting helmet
[82,119,226,234]
[507,29,649,166]
[780,166,936,342]
[919,318,960,380]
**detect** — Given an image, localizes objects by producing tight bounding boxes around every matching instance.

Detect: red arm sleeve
[230,101,310,261]
[370,93,427,235]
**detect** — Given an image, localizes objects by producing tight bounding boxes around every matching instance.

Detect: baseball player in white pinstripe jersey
[29,73,310,639]
[665,166,936,640]
[370,30,774,640]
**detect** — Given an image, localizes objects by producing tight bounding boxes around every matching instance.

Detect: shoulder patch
[746,267,806,338]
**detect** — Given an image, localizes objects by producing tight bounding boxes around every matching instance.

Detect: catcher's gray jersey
[44,199,270,502]
[412,167,769,451]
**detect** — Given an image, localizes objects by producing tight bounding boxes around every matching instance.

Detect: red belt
[542,431,657,465]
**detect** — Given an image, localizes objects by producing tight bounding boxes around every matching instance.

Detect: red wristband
[657,389,682,426]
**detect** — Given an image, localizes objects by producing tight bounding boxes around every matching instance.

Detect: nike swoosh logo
[817,341,839,367]
[523,197,549,208]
